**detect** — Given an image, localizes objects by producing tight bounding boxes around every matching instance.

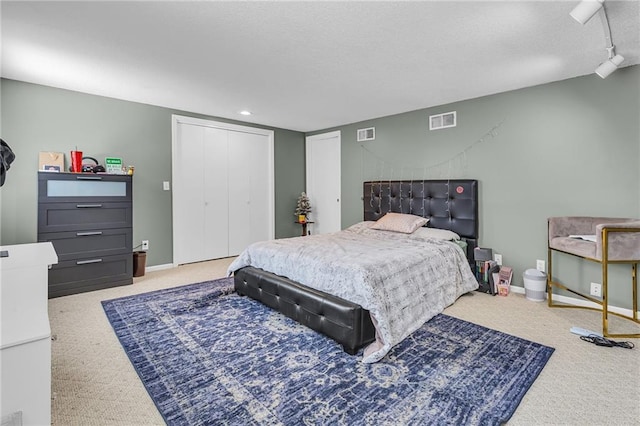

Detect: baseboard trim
[509,286,640,318]
[138,270,640,317]
[145,263,174,272]
[510,286,525,295]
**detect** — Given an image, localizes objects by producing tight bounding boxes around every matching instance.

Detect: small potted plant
[295,192,311,223]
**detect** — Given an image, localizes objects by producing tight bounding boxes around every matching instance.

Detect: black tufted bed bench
[233,179,479,355]
[234,266,376,354]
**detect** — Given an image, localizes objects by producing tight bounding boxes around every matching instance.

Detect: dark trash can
[133,251,147,277]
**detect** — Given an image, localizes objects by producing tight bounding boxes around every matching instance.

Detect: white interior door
[306,131,341,234]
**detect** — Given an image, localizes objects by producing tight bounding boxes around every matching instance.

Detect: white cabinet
[0,242,58,426]
[172,115,274,265]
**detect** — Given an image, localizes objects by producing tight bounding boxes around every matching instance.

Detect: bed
[229,179,479,363]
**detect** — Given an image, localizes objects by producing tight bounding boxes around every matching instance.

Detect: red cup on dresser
[70,151,83,172]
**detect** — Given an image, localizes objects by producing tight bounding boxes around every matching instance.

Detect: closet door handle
[76,231,103,236]
[76,204,103,208]
[76,258,103,265]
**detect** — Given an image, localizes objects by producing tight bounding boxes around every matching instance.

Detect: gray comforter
[227,221,478,363]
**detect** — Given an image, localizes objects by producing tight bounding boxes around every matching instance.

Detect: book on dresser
[37,171,133,298]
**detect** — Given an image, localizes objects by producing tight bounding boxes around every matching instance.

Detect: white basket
[523,269,547,302]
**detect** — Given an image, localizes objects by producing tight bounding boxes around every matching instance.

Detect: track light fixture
[595,53,624,79]
[570,0,624,78]
[570,0,604,25]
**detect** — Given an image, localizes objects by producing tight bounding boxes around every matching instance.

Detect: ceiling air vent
[429,111,457,130]
[357,127,375,142]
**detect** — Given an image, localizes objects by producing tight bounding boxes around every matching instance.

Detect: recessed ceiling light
[239,110,252,116]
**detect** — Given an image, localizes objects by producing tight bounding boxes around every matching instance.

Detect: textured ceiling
[2,1,639,132]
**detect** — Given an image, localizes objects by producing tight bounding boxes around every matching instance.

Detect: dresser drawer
[38,172,132,203]
[38,202,132,233]
[39,228,132,261]
[48,253,133,298]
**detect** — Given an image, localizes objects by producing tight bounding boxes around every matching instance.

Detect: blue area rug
[102,277,554,425]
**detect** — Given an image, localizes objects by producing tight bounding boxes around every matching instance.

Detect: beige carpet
[49,258,640,425]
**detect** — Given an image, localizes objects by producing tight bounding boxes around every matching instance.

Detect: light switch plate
[163,181,170,191]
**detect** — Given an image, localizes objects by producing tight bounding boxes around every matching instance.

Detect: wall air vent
[429,111,457,130]
[357,127,375,142]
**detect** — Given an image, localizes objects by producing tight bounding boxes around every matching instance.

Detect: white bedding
[227,221,478,363]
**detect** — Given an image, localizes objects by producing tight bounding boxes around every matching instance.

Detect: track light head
[570,0,604,24]
[595,54,624,78]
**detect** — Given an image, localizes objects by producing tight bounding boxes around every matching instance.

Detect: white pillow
[412,227,461,241]
[370,213,429,234]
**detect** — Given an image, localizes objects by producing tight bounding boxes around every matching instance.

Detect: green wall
[0,79,305,266]
[2,67,639,309]
[311,65,640,309]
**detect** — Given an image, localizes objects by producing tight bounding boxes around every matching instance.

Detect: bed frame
[234,179,479,355]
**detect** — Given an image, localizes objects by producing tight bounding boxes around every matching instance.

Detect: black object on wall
[0,139,16,187]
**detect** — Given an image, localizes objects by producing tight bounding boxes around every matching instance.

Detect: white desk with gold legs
[547,216,640,338]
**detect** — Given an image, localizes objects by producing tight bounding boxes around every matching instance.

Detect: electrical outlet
[142,240,149,250]
[590,282,602,297]
[494,254,502,266]
[536,259,545,272]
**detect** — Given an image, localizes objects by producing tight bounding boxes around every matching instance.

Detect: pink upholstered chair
[547,217,640,338]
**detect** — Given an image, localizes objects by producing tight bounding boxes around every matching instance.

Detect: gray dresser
[37,172,133,298]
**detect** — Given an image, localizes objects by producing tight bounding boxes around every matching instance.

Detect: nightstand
[295,221,314,236]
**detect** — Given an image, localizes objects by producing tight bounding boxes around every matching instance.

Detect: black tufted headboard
[363,179,479,264]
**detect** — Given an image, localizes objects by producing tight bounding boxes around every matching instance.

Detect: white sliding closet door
[203,127,229,260]
[228,130,271,256]
[173,122,206,265]
[172,115,274,266]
